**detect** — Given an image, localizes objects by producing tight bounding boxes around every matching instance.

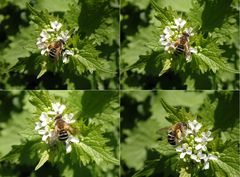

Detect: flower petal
[42,134,49,141]
[180,152,186,159]
[66,142,72,153]
[69,136,79,143]
[195,144,202,150]
[203,161,209,170]
[58,104,66,114]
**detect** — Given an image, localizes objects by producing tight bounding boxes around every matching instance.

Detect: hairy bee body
[168,122,187,145]
[174,32,191,57]
[48,40,65,61]
[54,114,72,141]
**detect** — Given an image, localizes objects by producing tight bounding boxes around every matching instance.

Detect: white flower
[62,50,74,63]
[49,21,62,32]
[190,47,197,54]
[194,131,213,151]
[57,30,70,43]
[35,112,52,130]
[184,27,194,36]
[40,30,50,42]
[48,102,66,115]
[202,154,218,170]
[187,120,202,134]
[195,143,207,151]
[163,27,174,38]
[63,113,75,124]
[38,126,52,142]
[176,144,192,159]
[173,18,186,29]
[195,131,213,143]
[65,136,80,153]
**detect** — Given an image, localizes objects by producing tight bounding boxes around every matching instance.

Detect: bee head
[59,39,65,45]
[55,114,62,120]
[182,32,190,37]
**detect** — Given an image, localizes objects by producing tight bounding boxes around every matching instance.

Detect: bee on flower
[35,102,79,153]
[159,17,197,62]
[36,21,74,63]
[172,119,218,170]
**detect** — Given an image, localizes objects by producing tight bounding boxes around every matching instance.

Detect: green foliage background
[120,0,239,90]
[0,91,119,177]
[0,0,119,90]
[120,91,239,177]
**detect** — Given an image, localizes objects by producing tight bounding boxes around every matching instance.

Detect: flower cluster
[159,17,197,62]
[36,21,74,63]
[35,102,79,153]
[175,120,218,170]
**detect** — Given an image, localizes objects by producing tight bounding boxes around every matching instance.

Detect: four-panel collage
[0,0,239,177]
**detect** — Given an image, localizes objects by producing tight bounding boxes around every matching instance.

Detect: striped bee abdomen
[58,129,68,141]
[168,131,176,145]
[175,45,185,54]
[49,48,57,58]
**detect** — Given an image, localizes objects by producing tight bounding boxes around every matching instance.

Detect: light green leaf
[35,150,49,171]
[159,59,171,76]
[179,168,191,177]
[121,119,160,170]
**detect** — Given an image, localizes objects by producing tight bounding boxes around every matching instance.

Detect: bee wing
[49,129,58,146]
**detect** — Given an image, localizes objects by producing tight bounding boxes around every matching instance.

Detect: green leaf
[37,61,47,79]
[72,123,119,166]
[121,119,160,170]
[26,3,50,27]
[160,99,194,124]
[68,91,119,132]
[151,0,175,25]
[132,160,160,177]
[211,142,240,177]
[35,150,49,171]
[28,91,52,113]
[159,58,171,76]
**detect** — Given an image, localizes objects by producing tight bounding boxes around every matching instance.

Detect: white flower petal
[180,152,186,159]
[40,112,48,121]
[195,144,202,150]
[62,56,69,63]
[35,122,42,130]
[195,137,202,142]
[176,147,183,152]
[69,136,79,143]
[50,21,62,31]
[66,142,72,153]
[38,129,46,135]
[190,47,197,54]
[203,161,209,170]
[42,134,49,141]
[52,102,61,113]
[208,154,218,160]
[58,105,66,114]
[48,111,57,115]
[186,149,192,155]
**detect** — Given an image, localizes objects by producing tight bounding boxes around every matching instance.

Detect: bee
[51,114,75,143]
[174,32,191,58]
[168,122,187,145]
[48,39,65,61]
